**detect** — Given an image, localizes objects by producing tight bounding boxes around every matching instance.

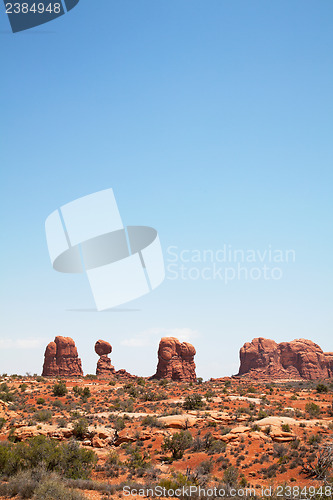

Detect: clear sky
[1,0,332,379]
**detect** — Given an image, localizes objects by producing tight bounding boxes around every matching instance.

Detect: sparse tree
[302,442,333,480]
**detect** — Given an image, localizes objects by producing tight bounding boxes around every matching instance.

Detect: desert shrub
[159,472,196,492]
[57,418,68,428]
[114,417,126,431]
[183,394,204,410]
[196,459,213,475]
[0,436,96,479]
[316,383,328,393]
[159,379,168,387]
[0,468,82,499]
[35,410,52,422]
[163,430,193,459]
[192,435,205,452]
[73,386,91,400]
[223,466,239,486]
[52,399,64,408]
[65,478,115,494]
[36,398,45,405]
[112,398,134,412]
[290,438,300,449]
[260,463,279,479]
[122,444,150,472]
[136,377,146,386]
[257,409,267,419]
[141,416,164,428]
[125,385,139,397]
[208,439,227,454]
[52,381,67,397]
[308,433,323,445]
[0,418,6,430]
[302,442,333,480]
[107,449,121,466]
[82,387,91,398]
[59,440,97,479]
[0,382,15,402]
[220,426,231,435]
[0,468,49,498]
[281,423,291,432]
[204,389,215,402]
[273,443,288,458]
[33,477,85,499]
[305,402,321,417]
[142,391,166,402]
[72,418,89,440]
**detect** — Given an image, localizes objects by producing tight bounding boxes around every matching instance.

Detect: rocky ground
[0,375,332,499]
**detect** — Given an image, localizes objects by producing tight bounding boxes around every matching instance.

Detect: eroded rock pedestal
[152,337,197,382]
[95,340,115,377]
[238,337,333,380]
[42,336,83,377]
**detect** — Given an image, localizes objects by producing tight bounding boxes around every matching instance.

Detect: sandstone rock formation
[42,336,83,377]
[152,337,197,382]
[95,340,115,377]
[238,337,333,380]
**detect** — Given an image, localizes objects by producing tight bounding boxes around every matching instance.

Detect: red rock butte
[95,339,115,377]
[152,337,197,382]
[237,337,333,380]
[42,336,83,377]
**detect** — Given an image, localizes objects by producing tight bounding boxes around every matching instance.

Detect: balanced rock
[42,336,83,377]
[153,337,197,382]
[95,339,115,377]
[238,337,333,380]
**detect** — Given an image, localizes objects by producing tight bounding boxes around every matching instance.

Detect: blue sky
[0,0,332,378]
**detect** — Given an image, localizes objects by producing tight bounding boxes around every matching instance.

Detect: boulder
[157,414,197,429]
[95,340,112,357]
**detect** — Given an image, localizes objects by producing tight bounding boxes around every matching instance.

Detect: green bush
[305,402,321,417]
[125,446,150,471]
[208,439,227,454]
[163,430,193,459]
[0,436,96,479]
[33,477,85,499]
[52,381,67,397]
[308,433,322,445]
[0,382,15,402]
[72,418,89,440]
[223,466,239,487]
[141,416,164,428]
[183,394,204,410]
[316,383,328,394]
[35,410,53,422]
